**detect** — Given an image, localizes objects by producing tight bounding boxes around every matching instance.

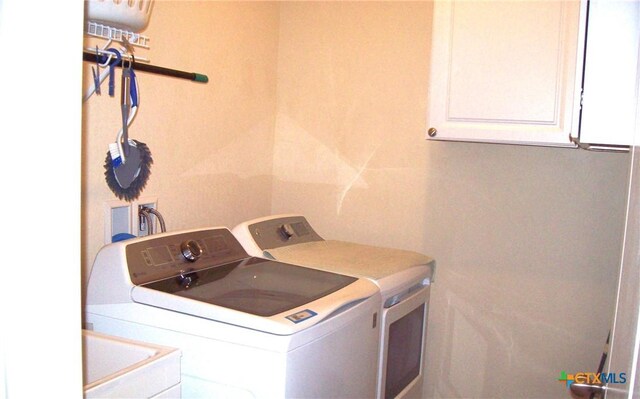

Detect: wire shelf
[86,21,150,49]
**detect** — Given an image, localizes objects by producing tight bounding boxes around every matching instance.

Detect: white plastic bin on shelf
[86,0,154,33]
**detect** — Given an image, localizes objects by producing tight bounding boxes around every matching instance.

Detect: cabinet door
[427,0,584,147]
[578,0,640,147]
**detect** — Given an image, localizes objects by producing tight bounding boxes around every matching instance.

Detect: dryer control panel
[248,216,324,250]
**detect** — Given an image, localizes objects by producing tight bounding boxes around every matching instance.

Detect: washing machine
[85,227,381,398]
[232,215,435,399]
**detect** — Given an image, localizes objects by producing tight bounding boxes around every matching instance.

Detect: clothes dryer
[85,227,381,398]
[232,215,435,399]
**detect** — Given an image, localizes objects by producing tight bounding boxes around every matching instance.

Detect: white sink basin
[83,330,181,398]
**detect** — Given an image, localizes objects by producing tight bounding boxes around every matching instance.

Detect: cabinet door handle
[428,127,438,137]
[569,382,606,398]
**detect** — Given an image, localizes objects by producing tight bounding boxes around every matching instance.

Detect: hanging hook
[96,39,115,67]
[121,35,134,55]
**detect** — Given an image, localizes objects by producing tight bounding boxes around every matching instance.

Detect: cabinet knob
[428,127,438,137]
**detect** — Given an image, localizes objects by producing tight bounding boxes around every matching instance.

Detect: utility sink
[82,330,181,398]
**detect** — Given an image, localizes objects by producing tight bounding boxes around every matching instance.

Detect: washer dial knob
[176,271,199,288]
[180,240,203,262]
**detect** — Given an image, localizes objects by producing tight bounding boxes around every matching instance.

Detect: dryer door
[380,286,430,399]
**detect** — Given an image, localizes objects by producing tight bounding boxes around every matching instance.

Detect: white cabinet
[427,0,585,147]
[577,0,640,148]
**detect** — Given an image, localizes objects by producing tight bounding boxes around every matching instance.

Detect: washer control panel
[125,228,250,285]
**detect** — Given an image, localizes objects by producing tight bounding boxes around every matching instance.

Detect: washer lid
[140,257,356,317]
[131,263,380,335]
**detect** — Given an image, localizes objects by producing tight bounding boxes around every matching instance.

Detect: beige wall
[272,2,629,397]
[82,1,631,398]
[82,1,280,286]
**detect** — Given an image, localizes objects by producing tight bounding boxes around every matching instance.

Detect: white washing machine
[232,215,435,399]
[85,227,381,398]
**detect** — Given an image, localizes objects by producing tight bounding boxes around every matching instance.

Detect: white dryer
[232,215,435,399]
[85,227,381,398]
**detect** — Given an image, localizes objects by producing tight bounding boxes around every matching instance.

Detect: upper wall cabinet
[427,0,585,147]
[577,0,640,148]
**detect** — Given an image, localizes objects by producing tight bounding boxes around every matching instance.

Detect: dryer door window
[385,303,425,399]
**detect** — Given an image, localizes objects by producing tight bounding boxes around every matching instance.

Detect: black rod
[82,51,208,83]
